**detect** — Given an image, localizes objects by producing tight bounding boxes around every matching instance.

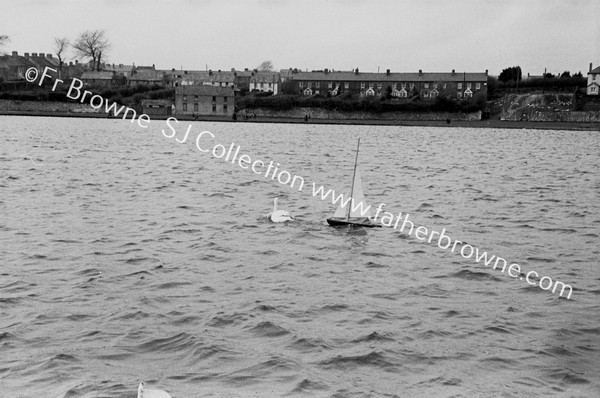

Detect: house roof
[129,70,164,82]
[81,71,116,80]
[588,66,600,74]
[206,72,236,83]
[24,54,60,70]
[0,55,36,69]
[251,72,280,83]
[287,71,488,82]
[109,64,135,73]
[176,85,234,96]
[179,71,237,84]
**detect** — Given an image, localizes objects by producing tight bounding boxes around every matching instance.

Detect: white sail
[332,167,373,219]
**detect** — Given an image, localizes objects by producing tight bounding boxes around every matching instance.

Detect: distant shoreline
[1,110,599,131]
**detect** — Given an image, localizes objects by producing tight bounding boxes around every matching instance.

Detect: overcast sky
[2,0,598,76]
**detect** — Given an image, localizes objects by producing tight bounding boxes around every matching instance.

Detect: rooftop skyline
[2,0,599,76]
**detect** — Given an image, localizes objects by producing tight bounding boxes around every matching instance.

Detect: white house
[249,72,280,95]
[587,63,600,95]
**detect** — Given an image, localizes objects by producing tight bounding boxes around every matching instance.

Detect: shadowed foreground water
[1,116,599,397]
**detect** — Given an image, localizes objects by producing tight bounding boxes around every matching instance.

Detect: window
[443,83,447,89]
[344,82,349,89]
[328,82,333,89]
[424,82,429,89]
[212,104,216,112]
[433,83,438,89]
[409,83,414,89]
[457,92,462,98]
[316,82,320,88]
[457,83,463,90]
[299,81,304,88]
[183,103,188,111]
[194,103,198,112]
[361,82,365,89]
[223,97,227,103]
[369,82,373,88]
[223,103,228,113]
[377,82,382,90]
[467,83,472,89]
[591,86,597,93]
[183,95,187,101]
[212,96,216,102]
[392,83,397,89]
[194,95,198,101]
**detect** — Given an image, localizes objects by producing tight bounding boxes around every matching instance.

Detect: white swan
[270,197,293,222]
[138,382,172,398]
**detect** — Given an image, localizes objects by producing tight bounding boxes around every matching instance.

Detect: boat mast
[347,138,360,221]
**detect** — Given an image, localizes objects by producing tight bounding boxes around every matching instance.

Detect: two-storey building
[587,63,600,95]
[284,68,488,100]
[174,85,235,116]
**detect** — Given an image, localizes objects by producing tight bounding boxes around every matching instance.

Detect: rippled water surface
[1,116,599,397]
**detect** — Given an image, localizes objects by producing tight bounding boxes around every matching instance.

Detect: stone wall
[241,106,482,121]
[0,99,97,113]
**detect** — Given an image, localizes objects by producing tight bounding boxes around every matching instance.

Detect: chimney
[452,69,455,75]
[32,53,38,57]
[209,69,213,76]
[419,69,422,76]
[386,69,390,76]
[172,68,175,72]
[485,69,488,75]
[24,52,30,57]
[590,63,593,72]
[354,67,359,75]
[46,54,52,58]
[11,51,17,56]
[69,61,73,66]
[75,60,78,64]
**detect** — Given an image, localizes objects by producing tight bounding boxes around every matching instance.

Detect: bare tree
[54,37,69,78]
[72,29,110,71]
[0,35,10,55]
[257,60,274,72]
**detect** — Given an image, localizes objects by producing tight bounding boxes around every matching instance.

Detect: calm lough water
[1,116,599,398]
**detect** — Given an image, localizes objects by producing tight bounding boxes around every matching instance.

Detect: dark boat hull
[326,218,382,228]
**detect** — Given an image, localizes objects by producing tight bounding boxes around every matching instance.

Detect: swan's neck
[273,198,278,212]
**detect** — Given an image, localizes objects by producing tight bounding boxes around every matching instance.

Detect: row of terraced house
[2,50,491,117]
[172,68,490,117]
